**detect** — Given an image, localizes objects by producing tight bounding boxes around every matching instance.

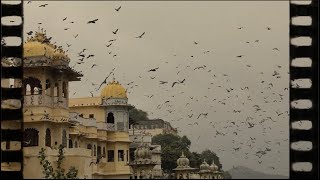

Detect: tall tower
[22,30,82,178]
[100,78,131,132]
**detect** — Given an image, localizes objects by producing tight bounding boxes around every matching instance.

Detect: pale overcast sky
[23,0,289,176]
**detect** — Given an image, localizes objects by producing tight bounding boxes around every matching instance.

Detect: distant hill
[226,166,288,179]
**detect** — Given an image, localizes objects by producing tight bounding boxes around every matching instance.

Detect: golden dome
[101,79,127,99]
[24,30,70,61]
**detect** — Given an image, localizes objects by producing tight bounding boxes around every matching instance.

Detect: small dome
[200,160,210,171]
[134,144,152,160]
[177,152,190,167]
[24,31,69,61]
[210,162,219,171]
[101,78,127,99]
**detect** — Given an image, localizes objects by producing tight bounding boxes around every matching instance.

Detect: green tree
[151,134,223,173]
[200,149,223,169]
[152,134,191,173]
[38,144,78,179]
[129,107,149,121]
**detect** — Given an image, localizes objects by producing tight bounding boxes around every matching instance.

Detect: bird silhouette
[105,43,112,48]
[136,32,145,38]
[63,17,67,21]
[39,4,48,7]
[27,31,33,35]
[87,19,99,24]
[112,29,119,34]
[115,6,121,12]
[148,67,159,72]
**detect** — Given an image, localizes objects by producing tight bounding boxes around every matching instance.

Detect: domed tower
[130,138,158,179]
[22,30,82,178]
[100,78,131,132]
[199,160,213,179]
[173,152,196,179]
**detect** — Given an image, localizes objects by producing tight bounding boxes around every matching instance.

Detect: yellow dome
[101,79,127,99]
[24,31,70,61]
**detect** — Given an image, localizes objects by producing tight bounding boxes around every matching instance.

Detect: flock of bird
[24,1,293,173]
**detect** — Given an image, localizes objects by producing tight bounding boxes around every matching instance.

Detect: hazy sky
[23,0,290,176]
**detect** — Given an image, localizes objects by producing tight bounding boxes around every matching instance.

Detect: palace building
[2,30,133,179]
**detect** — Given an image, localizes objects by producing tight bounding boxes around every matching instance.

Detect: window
[126,150,129,162]
[6,141,10,150]
[45,79,51,96]
[93,145,96,156]
[118,150,124,161]
[103,147,106,157]
[75,141,78,148]
[87,144,92,149]
[108,150,114,162]
[107,112,114,124]
[89,114,94,118]
[97,146,101,159]
[45,128,51,147]
[62,130,67,147]
[24,128,39,147]
[62,82,67,98]
[54,83,59,97]
[69,140,73,148]
[79,114,83,118]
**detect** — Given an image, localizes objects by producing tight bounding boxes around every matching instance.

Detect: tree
[38,144,78,179]
[200,149,223,170]
[151,134,223,174]
[129,107,149,122]
[152,134,191,173]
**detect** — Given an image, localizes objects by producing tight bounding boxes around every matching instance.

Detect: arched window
[107,112,114,124]
[62,82,67,98]
[24,77,42,95]
[75,141,78,148]
[62,130,67,147]
[45,128,51,147]
[93,145,96,156]
[24,128,39,147]
[69,140,73,148]
[87,144,92,149]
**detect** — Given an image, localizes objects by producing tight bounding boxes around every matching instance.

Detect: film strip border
[290,0,318,179]
[1,0,24,179]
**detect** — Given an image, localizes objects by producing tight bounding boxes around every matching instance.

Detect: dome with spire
[134,143,152,160]
[199,160,210,171]
[176,152,190,168]
[210,162,219,172]
[100,78,127,99]
[24,29,70,62]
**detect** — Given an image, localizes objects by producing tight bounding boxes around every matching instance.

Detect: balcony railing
[24,95,67,108]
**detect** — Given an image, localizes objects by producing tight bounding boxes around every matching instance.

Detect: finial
[181,152,185,157]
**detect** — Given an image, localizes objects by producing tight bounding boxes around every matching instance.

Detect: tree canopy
[152,134,222,173]
[129,107,149,122]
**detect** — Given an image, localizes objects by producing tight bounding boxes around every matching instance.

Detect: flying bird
[63,17,67,21]
[73,34,79,38]
[87,19,99,24]
[148,67,159,72]
[112,28,119,34]
[115,6,121,11]
[39,4,48,7]
[136,32,145,38]
[105,43,112,48]
[27,31,33,35]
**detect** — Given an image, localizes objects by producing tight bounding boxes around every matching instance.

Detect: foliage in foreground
[38,145,78,179]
